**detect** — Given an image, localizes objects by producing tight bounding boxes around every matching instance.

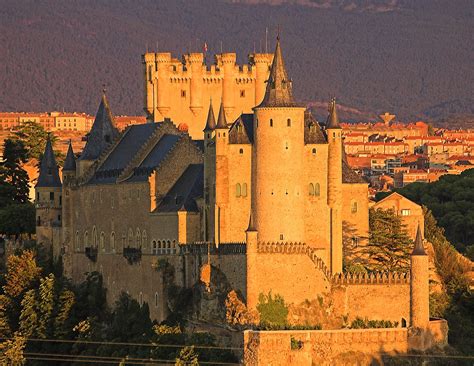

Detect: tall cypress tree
[0,139,29,205]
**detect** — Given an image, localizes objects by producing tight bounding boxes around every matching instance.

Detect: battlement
[179,242,246,255]
[332,271,410,285]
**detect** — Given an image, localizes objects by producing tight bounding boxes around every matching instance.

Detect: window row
[308,183,321,196]
[236,183,248,197]
[268,118,292,127]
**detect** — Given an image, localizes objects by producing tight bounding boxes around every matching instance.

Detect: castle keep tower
[326,99,343,273]
[35,136,62,254]
[252,37,306,243]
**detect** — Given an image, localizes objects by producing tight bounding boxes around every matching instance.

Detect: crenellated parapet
[256,241,331,279]
[179,242,246,255]
[332,271,410,285]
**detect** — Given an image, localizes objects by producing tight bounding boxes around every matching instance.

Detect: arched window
[351,200,358,213]
[128,228,133,247]
[92,226,98,248]
[312,148,316,155]
[75,231,80,251]
[314,183,320,197]
[287,118,291,127]
[157,240,162,254]
[167,240,171,254]
[172,240,176,254]
[239,148,243,154]
[242,183,247,197]
[84,231,89,248]
[139,292,143,307]
[152,240,158,255]
[100,232,105,252]
[309,183,314,196]
[236,183,241,197]
[110,232,116,253]
[142,230,147,249]
[155,292,159,308]
[270,119,273,127]
[136,229,141,248]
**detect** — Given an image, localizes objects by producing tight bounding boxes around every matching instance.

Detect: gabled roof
[63,140,76,172]
[80,93,120,161]
[36,137,61,188]
[156,164,203,213]
[229,114,253,144]
[257,37,299,108]
[304,111,327,144]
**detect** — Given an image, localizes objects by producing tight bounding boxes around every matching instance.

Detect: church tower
[35,136,62,253]
[77,91,119,177]
[326,99,343,273]
[251,37,306,243]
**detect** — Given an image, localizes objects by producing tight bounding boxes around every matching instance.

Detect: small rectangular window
[181,90,186,98]
[401,209,411,216]
[240,90,245,98]
[50,192,54,201]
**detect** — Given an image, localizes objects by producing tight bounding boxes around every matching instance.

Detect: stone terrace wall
[332,272,411,324]
[243,328,409,366]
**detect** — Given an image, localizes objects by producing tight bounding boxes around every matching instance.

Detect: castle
[35,38,446,362]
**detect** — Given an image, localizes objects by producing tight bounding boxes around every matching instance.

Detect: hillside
[0,0,473,125]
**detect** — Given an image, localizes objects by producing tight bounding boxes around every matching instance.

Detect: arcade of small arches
[74,226,178,255]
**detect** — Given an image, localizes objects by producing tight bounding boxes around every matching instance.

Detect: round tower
[252,38,306,243]
[410,225,429,330]
[187,53,204,116]
[156,53,172,118]
[251,53,273,106]
[221,53,236,116]
[143,53,156,120]
[326,98,343,273]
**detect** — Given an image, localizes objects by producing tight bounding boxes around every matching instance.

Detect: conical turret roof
[246,213,257,232]
[412,224,426,256]
[36,136,61,188]
[216,101,227,129]
[80,92,119,161]
[63,140,76,172]
[326,98,341,129]
[258,36,298,108]
[203,99,216,131]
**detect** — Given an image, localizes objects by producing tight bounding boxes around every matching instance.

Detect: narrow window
[142,230,147,249]
[50,192,54,201]
[351,200,358,213]
[139,292,143,307]
[100,232,105,252]
[152,240,157,255]
[287,118,291,127]
[270,119,273,127]
[242,183,247,197]
[312,148,316,155]
[280,234,284,240]
[57,215,61,222]
[239,148,244,154]
[155,292,159,308]
[240,90,245,98]
[181,90,186,98]
[314,183,320,197]
[75,231,80,251]
[309,183,314,196]
[352,237,359,247]
[236,183,241,197]
[110,232,116,252]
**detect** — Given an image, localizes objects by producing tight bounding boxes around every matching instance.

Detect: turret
[250,53,273,106]
[77,91,119,177]
[186,53,204,116]
[35,136,62,252]
[62,140,76,184]
[203,100,217,242]
[156,53,172,117]
[221,53,236,116]
[252,36,306,243]
[326,98,343,273]
[410,224,429,330]
[142,53,156,120]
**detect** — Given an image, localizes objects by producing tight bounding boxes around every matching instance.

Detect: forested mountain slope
[1,0,473,125]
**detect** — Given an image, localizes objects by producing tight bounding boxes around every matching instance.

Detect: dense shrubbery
[349,317,399,329]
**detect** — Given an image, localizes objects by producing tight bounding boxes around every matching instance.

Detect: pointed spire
[216,100,227,129]
[63,140,76,172]
[203,98,216,132]
[326,98,341,129]
[36,135,61,188]
[258,36,298,108]
[246,212,257,232]
[412,224,426,256]
[79,91,120,161]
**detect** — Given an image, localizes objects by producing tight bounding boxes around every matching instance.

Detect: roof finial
[102,84,107,95]
[277,25,280,41]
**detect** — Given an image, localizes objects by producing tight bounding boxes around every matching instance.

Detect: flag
[203,42,208,53]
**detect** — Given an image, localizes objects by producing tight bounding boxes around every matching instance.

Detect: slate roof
[36,137,62,188]
[326,98,341,129]
[304,111,327,144]
[229,114,254,144]
[342,149,367,184]
[216,101,228,129]
[156,164,203,212]
[203,100,216,131]
[257,37,300,108]
[80,93,120,161]
[412,224,426,256]
[63,141,76,172]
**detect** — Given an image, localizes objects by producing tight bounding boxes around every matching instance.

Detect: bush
[256,292,288,329]
[350,317,399,329]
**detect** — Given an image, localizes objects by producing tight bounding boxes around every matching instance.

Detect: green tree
[0,332,26,365]
[0,139,29,205]
[36,274,55,338]
[0,203,35,237]
[256,292,288,329]
[19,289,38,338]
[11,121,60,162]
[53,289,76,338]
[366,208,412,272]
[0,295,12,337]
[3,250,41,299]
